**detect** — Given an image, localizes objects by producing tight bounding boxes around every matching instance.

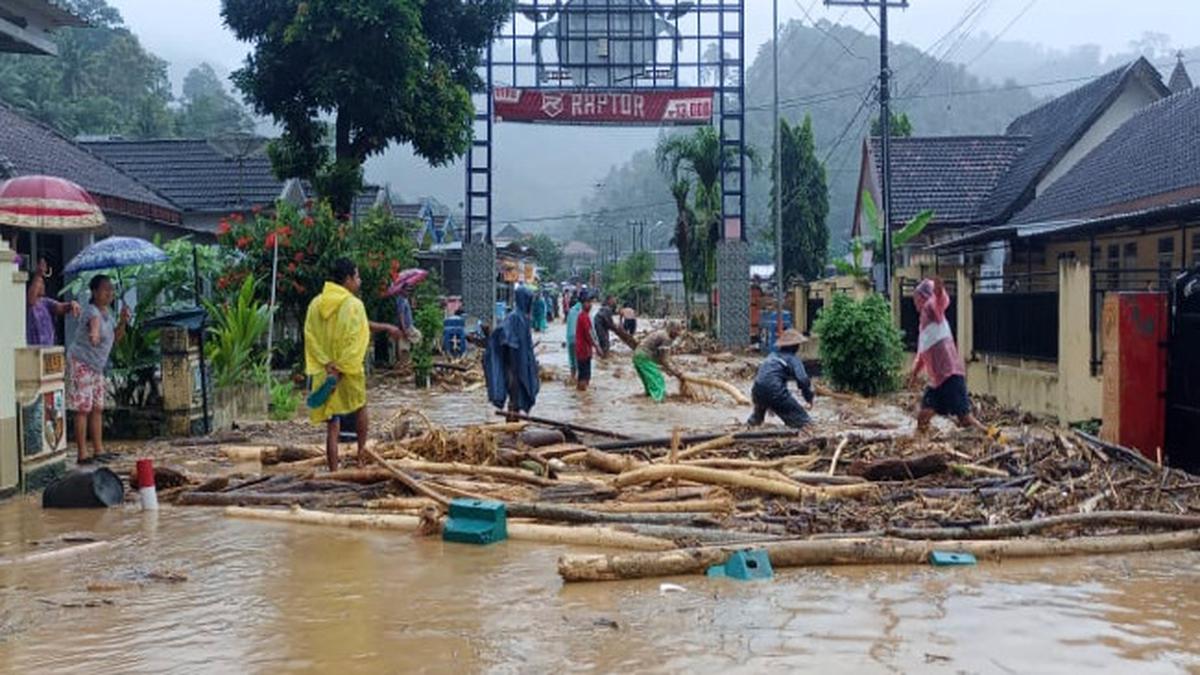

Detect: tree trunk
[225,506,676,551]
[557,529,1200,582]
[613,464,875,501]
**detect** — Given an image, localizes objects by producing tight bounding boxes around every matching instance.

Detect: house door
[1166,269,1200,472]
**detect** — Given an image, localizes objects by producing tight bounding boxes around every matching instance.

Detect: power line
[964,0,1040,69]
[821,83,878,165]
[899,0,994,99]
[793,0,867,61]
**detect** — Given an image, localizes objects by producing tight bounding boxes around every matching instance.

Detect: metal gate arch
[464,0,749,345]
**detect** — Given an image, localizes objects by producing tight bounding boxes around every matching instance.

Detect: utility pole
[773,0,784,340]
[825,0,908,299]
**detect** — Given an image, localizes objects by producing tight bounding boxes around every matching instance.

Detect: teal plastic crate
[443,499,508,545]
[706,549,773,581]
[928,551,977,566]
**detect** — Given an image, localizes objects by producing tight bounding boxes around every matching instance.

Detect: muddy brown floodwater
[2,322,1199,673]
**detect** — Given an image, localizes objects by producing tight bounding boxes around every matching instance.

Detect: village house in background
[840,55,1198,467]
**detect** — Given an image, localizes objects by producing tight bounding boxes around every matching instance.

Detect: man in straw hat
[746,329,815,429]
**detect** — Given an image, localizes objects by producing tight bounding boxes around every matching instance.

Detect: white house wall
[1036,78,1163,195]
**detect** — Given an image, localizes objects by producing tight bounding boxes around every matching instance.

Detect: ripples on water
[2,496,1199,674]
[2,323,1198,673]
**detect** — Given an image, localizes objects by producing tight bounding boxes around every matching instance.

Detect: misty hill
[579,20,1042,258]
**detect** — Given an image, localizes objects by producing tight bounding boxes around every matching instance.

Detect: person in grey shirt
[67,274,128,464]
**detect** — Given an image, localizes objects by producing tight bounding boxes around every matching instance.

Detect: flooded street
[2,322,1199,673]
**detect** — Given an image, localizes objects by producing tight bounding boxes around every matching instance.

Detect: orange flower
[293,252,305,263]
[231,213,245,224]
[251,205,262,215]
[216,220,230,236]
[287,262,297,273]
[235,236,251,249]
[302,216,314,227]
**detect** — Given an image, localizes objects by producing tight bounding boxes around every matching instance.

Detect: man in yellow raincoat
[305,258,400,471]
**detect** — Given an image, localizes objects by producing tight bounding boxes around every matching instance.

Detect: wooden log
[612,523,779,544]
[557,529,1200,582]
[262,445,324,465]
[885,511,1200,540]
[0,541,111,567]
[784,471,868,486]
[584,449,646,474]
[474,421,528,434]
[178,491,360,507]
[613,464,875,501]
[519,428,567,448]
[683,457,819,471]
[847,453,949,482]
[320,469,395,484]
[679,375,750,405]
[393,460,556,487]
[221,444,275,462]
[360,446,451,506]
[623,486,716,502]
[561,499,732,514]
[827,435,849,476]
[595,429,800,453]
[535,443,592,459]
[949,463,1010,478]
[494,410,631,440]
[366,497,441,511]
[225,506,676,551]
[505,502,717,526]
[675,434,736,460]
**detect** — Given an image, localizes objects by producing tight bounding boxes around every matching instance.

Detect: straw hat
[776,329,808,348]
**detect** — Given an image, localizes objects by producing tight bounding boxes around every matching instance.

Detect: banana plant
[836,190,934,278]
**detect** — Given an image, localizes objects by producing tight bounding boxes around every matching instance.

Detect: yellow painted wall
[0,242,25,493]
[1032,225,1200,273]
[952,260,1102,423]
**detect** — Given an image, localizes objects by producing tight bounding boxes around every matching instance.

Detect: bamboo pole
[827,435,849,476]
[561,499,732,514]
[360,446,451,507]
[558,529,1200,582]
[884,511,1200,540]
[612,465,875,501]
[679,375,750,405]
[225,506,676,551]
[393,460,556,487]
[0,541,111,567]
[675,434,736,460]
[584,449,646,474]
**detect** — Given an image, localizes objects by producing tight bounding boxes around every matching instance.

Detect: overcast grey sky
[112,0,1200,89]
[107,0,1200,217]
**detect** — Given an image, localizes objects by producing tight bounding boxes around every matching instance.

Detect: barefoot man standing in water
[305,258,400,471]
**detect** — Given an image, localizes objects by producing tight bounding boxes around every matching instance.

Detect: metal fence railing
[971,271,1059,361]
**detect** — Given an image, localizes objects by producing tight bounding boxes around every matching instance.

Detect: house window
[1193,233,1200,267]
[1123,242,1138,270]
[1158,236,1175,289]
[1107,244,1120,288]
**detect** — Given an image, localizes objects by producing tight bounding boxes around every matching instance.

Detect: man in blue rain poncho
[485,286,540,419]
[745,329,816,430]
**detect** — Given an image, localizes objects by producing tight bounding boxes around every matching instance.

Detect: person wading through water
[574,292,600,391]
[746,329,815,429]
[908,277,998,437]
[632,320,684,402]
[305,258,401,471]
[485,286,539,420]
[565,291,583,382]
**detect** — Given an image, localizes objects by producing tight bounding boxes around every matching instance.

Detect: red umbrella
[0,175,105,231]
[385,268,428,297]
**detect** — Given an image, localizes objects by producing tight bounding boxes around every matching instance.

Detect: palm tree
[656,126,757,331]
[668,179,695,323]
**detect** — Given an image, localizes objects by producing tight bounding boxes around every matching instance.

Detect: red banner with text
[493,88,714,126]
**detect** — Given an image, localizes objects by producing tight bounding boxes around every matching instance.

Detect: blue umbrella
[64,236,167,275]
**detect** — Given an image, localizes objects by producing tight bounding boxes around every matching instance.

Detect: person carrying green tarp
[633,320,684,402]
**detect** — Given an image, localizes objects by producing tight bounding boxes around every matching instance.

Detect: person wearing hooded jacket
[485,286,540,419]
[305,258,401,471]
[908,277,992,435]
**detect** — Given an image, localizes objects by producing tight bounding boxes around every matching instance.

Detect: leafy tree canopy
[771,115,829,285]
[177,63,255,138]
[222,0,511,213]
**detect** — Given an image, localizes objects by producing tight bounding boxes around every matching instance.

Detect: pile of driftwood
[163,411,1200,582]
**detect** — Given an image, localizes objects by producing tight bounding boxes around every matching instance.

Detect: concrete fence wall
[957,259,1102,423]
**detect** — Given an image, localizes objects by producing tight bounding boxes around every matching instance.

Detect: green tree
[176,63,255,138]
[222,0,511,214]
[870,111,913,138]
[604,250,655,310]
[526,234,563,280]
[656,126,758,331]
[771,115,829,285]
[814,293,903,397]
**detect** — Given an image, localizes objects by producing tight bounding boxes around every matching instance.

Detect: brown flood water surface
[3,322,1199,673]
